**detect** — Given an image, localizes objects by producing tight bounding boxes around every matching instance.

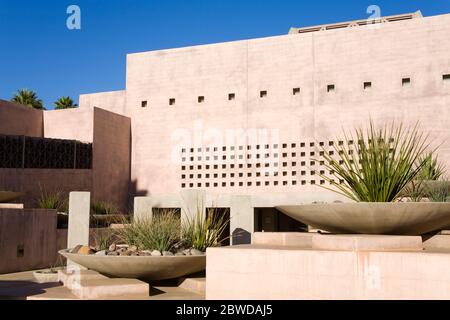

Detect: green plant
[182,207,230,252]
[37,188,68,212]
[92,229,117,251]
[11,89,44,110]
[427,181,450,202]
[317,120,431,202]
[118,209,181,252]
[53,96,78,110]
[417,153,446,181]
[91,200,118,215]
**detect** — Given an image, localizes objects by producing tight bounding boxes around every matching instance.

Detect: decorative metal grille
[0,134,92,169]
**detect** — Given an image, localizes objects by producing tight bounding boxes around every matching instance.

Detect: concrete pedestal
[206,233,450,300]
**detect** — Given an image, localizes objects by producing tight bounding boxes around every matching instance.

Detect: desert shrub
[182,207,230,252]
[317,120,431,202]
[118,209,181,252]
[92,229,118,251]
[427,181,450,202]
[37,189,68,212]
[91,200,118,215]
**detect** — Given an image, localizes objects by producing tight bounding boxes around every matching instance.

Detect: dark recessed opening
[327,84,335,92]
[141,101,148,108]
[293,88,300,95]
[169,98,176,106]
[260,90,267,98]
[198,96,205,103]
[402,78,411,86]
[364,82,372,90]
[228,93,235,101]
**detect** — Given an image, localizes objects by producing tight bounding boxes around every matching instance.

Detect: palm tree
[53,96,78,110]
[11,89,45,110]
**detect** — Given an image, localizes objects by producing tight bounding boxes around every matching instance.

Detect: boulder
[151,250,162,256]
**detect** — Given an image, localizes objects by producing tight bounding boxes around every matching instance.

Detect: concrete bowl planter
[58,249,206,281]
[33,268,64,284]
[277,202,450,235]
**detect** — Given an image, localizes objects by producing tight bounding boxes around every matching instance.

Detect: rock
[118,248,127,253]
[129,245,138,252]
[107,251,119,256]
[190,249,205,256]
[183,249,191,256]
[151,250,162,256]
[108,244,116,252]
[78,246,95,255]
[95,250,107,256]
[70,245,83,254]
[130,252,139,256]
[163,251,174,256]
[120,250,132,256]
[116,244,129,249]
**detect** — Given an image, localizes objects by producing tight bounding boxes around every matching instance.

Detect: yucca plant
[37,188,68,212]
[417,153,446,181]
[316,121,431,202]
[182,207,230,252]
[118,209,181,252]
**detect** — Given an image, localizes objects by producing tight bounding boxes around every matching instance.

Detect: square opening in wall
[141,101,148,108]
[327,84,335,93]
[443,74,450,82]
[228,93,236,101]
[260,90,268,98]
[364,82,372,90]
[293,88,300,95]
[198,96,205,103]
[402,78,411,86]
[169,98,176,106]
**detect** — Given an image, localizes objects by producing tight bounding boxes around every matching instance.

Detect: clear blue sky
[1,0,449,109]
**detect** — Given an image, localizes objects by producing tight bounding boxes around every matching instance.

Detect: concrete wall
[0,209,58,274]
[119,13,450,197]
[44,107,94,143]
[0,100,43,137]
[0,169,92,208]
[79,90,126,116]
[92,108,131,210]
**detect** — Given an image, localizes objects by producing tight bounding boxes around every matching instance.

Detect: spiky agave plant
[316,120,431,202]
[182,207,230,252]
[417,152,446,181]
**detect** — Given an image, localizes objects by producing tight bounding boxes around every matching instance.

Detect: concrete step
[71,278,150,300]
[178,277,206,295]
[58,269,108,289]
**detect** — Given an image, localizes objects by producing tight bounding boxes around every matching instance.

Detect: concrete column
[133,197,153,220]
[67,192,90,270]
[230,195,253,245]
[180,190,206,226]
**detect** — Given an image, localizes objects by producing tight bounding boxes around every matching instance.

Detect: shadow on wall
[128,179,148,211]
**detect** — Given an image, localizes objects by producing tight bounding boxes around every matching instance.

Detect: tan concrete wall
[0,209,58,274]
[119,13,450,197]
[43,107,93,143]
[0,100,43,137]
[92,108,131,210]
[79,90,126,116]
[0,169,92,208]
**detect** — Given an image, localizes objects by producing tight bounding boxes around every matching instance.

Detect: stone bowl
[59,250,206,281]
[0,191,23,203]
[276,202,450,235]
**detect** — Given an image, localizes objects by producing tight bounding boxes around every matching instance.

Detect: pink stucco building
[2,11,450,242]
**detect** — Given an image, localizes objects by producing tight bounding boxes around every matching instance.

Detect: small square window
[402,78,411,86]
[300,143,305,147]
[260,90,267,98]
[364,82,372,90]
[169,98,176,106]
[141,101,148,108]
[443,74,450,82]
[293,88,300,95]
[327,84,335,93]
[228,93,236,101]
[198,96,205,103]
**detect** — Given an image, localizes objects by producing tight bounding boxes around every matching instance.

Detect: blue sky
[1,0,449,109]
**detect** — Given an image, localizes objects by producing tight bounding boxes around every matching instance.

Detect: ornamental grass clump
[317,121,431,202]
[182,207,230,252]
[37,188,68,212]
[118,209,181,252]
